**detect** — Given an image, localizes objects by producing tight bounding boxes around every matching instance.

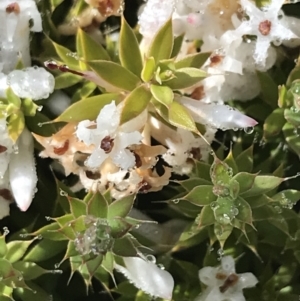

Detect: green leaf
[263,108,285,139]
[21,98,38,117]
[183,185,217,206]
[214,223,233,249]
[7,112,25,143]
[241,175,284,198]
[175,52,211,69]
[171,34,184,58]
[87,192,108,219]
[256,71,278,109]
[32,223,66,241]
[232,172,256,194]
[235,145,254,173]
[163,67,206,90]
[51,40,79,69]
[6,88,21,108]
[141,56,156,82]
[5,240,33,263]
[150,84,174,108]
[119,85,151,125]
[283,122,300,156]
[0,235,7,258]
[54,72,82,89]
[178,178,212,191]
[244,194,272,208]
[224,149,238,175]
[88,60,141,92]
[12,262,49,280]
[272,190,300,208]
[119,17,143,77]
[54,93,122,122]
[235,197,253,225]
[148,19,173,62]
[68,197,86,218]
[168,101,198,132]
[109,218,133,238]
[108,195,135,219]
[196,206,215,228]
[76,28,110,68]
[112,236,138,257]
[284,108,300,127]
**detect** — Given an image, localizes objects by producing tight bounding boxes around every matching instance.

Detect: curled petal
[178,96,257,130]
[115,257,174,300]
[9,128,37,211]
[221,255,236,273]
[238,272,258,289]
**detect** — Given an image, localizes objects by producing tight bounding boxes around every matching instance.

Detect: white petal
[178,97,258,130]
[86,148,107,168]
[112,149,136,170]
[96,101,119,133]
[9,128,37,211]
[238,272,258,289]
[117,131,142,149]
[115,257,174,300]
[221,256,236,273]
[198,267,218,286]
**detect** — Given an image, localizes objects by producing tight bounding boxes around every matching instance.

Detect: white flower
[115,256,174,300]
[195,256,258,301]
[0,0,42,73]
[177,96,258,130]
[233,0,296,66]
[9,127,38,212]
[76,101,143,170]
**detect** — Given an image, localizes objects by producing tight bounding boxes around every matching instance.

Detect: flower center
[219,273,239,293]
[53,140,69,155]
[100,136,114,153]
[258,20,272,36]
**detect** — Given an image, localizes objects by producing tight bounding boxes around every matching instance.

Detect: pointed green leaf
[87,191,108,219]
[21,98,38,117]
[108,195,135,219]
[85,254,104,278]
[224,149,238,175]
[141,56,156,82]
[54,93,122,122]
[5,240,33,263]
[178,178,212,191]
[214,223,233,249]
[263,108,285,139]
[119,85,151,125]
[150,84,174,108]
[77,28,110,67]
[7,112,25,143]
[68,197,87,218]
[232,172,257,194]
[244,194,272,208]
[183,185,217,206]
[171,34,184,58]
[12,262,49,280]
[175,52,211,69]
[168,101,198,132]
[109,217,133,238]
[51,40,79,69]
[163,67,206,90]
[0,235,7,258]
[6,88,21,108]
[33,223,66,241]
[235,197,253,225]
[272,189,300,208]
[148,19,173,62]
[54,72,82,89]
[119,17,143,77]
[88,60,141,92]
[241,175,284,197]
[235,145,254,173]
[197,206,215,228]
[112,236,138,257]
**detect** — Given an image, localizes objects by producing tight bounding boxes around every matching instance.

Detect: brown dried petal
[53,140,69,155]
[0,189,13,202]
[219,273,239,293]
[0,145,7,154]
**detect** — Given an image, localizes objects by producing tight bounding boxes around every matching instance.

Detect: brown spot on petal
[216,272,227,280]
[190,147,202,160]
[219,273,239,293]
[134,153,142,168]
[210,54,224,67]
[0,189,13,202]
[85,170,101,180]
[0,145,7,154]
[100,136,114,153]
[191,85,205,100]
[6,3,20,14]
[53,140,69,155]
[259,20,272,36]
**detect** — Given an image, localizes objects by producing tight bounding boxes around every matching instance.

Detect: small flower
[233,0,297,65]
[177,96,258,130]
[195,255,258,301]
[115,256,174,300]
[76,101,143,170]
